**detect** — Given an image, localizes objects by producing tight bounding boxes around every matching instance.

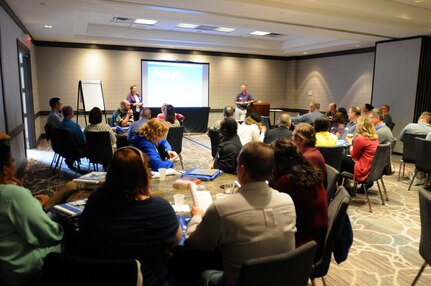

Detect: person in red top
[341,116,379,182]
[291,123,327,182]
[271,137,328,260]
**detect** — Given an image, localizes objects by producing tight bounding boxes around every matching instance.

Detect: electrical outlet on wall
[307,90,313,96]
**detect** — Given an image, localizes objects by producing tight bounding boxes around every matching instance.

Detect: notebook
[151,168,180,178]
[52,199,87,216]
[189,183,213,212]
[182,168,223,181]
[73,172,106,185]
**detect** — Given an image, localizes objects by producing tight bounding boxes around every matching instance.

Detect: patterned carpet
[22,134,430,286]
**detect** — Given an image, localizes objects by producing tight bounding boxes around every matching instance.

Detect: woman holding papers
[0,142,63,285]
[78,147,181,286]
[131,118,179,171]
[271,137,328,260]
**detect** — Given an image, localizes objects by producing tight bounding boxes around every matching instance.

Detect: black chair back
[85,131,113,169]
[42,253,142,286]
[415,138,431,174]
[317,146,344,171]
[311,186,350,279]
[387,121,395,131]
[208,129,221,158]
[167,126,184,154]
[52,129,81,160]
[402,133,426,163]
[325,164,339,203]
[261,116,271,130]
[364,143,391,184]
[419,188,431,265]
[238,241,317,286]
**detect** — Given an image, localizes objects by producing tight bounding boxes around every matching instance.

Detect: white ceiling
[6,0,431,56]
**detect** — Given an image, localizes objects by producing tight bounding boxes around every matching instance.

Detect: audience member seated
[127,108,151,141]
[315,116,338,146]
[291,102,323,126]
[0,142,63,286]
[112,100,134,127]
[84,107,117,151]
[271,137,328,259]
[368,108,394,144]
[339,105,361,141]
[213,118,242,174]
[263,113,292,144]
[59,106,87,171]
[362,103,374,115]
[325,102,337,119]
[380,104,393,127]
[157,103,185,122]
[399,111,431,142]
[78,147,181,286]
[131,118,179,171]
[45,97,64,139]
[186,142,296,286]
[209,105,236,130]
[292,123,326,180]
[237,113,265,145]
[341,116,379,184]
[330,111,348,137]
[126,84,143,121]
[163,104,181,128]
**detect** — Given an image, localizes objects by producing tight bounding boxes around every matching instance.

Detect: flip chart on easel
[79,80,105,111]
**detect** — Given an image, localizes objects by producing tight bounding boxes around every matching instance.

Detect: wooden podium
[250,102,270,116]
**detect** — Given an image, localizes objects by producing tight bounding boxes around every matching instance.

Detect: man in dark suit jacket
[264,113,292,144]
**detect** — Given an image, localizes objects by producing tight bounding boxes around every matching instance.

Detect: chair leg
[50,153,57,169]
[376,180,385,205]
[179,153,184,170]
[398,160,403,181]
[322,276,327,286]
[403,161,406,179]
[411,260,427,286]
[364,184,373,213]
[408,169,418,191]
[380,178,389,201]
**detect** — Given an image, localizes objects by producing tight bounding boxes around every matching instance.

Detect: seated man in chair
[112,100,134,127]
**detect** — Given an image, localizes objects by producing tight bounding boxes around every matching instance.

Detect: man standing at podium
[234,84,255,121]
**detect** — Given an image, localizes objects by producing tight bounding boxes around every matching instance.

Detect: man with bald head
[112,100,134,127]
[291,102,323,126]
[264,113,292,144]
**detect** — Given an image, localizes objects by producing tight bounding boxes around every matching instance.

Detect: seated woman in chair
[78,147,181,286]
[0,142,63,285]
[271,137,328,259]
[84,107,117,152]
[163,104,181,128]
[131,118,179,171]
[341,116,379,187]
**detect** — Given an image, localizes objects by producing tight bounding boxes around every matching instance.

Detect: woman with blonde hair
[78,147,181,286]
[341,115,379,183]
[131,118,178,171]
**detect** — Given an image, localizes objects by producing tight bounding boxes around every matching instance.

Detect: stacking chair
[311,186,351,286]
[85,131,113,171]
[237,241,317,286]
[412,188,431,286]
[208,129,221,159]
[341,143,391,213]
[45,124,60,169]
[42,253,143,286]
[408,138,431,190]
[51,129,87,175]
[167,126,185,169]
[398,133,427,181]
[317,146,345,171]
[325,164,340,203]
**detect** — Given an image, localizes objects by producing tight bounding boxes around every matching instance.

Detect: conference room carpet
[22,134,430,286]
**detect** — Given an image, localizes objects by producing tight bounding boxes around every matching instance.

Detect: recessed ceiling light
[355,44,361,47]
[215,27,236,33]
[134,19,157,25]
[44,25,53,28]
[302,52,308,55]
[415,0,424,3]
[250,31,270,36]
[176,23,199,29]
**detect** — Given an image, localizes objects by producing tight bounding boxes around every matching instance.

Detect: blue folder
[182,168,223,181]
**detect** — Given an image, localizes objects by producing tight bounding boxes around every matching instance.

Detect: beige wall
[286,52,374,111]
[34,45,375,136]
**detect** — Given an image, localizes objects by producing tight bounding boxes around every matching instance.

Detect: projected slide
[142,60,209,107]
